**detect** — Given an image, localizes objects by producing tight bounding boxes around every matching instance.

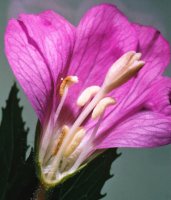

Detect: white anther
[64,128,85,157]
[102,51,145,94]
[77,86,101,107]
[92,97,116,119]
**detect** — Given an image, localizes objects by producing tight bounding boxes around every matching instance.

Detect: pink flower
[5,4,171,184]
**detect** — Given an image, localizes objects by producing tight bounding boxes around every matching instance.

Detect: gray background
[0,0,171,199]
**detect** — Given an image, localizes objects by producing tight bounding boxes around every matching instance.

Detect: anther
[77,86,101,107]
[92,97,116,119]
[60,149,81,172]
[59,76,78,96]
[52,125,69,156]
[102,51,145,94]
[64,127,85,157]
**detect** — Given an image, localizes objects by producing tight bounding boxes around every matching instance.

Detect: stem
[34,185,46,200]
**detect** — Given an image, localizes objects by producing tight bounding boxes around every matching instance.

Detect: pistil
[102,51,144,93]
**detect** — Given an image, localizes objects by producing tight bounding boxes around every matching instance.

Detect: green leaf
[0,84,38,200]
[46,149,120,200]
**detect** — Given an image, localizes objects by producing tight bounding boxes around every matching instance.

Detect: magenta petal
[71,4,138,82]
[117,24,171,109]
[134,24,170,72]
[18,11,75,84]
[95,24,171,125]
[123,24,170,104]
[145,77,171,115]
[5,11,75,123]
[96,111,171,148]
[65,4,137,113]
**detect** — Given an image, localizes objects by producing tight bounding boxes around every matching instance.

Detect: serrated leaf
[5,149,38,200]
[46,149,120,200]
[0,84,38,200]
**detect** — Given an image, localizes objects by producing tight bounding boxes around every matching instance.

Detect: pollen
[59,76,78,96]
[77,85,101,107]
[92,97,116,119]
[64,127,85,157]
[52,125,69,156]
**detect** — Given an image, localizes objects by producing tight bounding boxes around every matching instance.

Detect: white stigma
[102,51,145,93]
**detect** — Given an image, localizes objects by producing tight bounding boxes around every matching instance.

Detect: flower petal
[145,77,171,115]
[119,24,170,107]
[95,111,171,148]
[92,24,171,128]
[5,11,75,123]
[71,4,137,84]
[116,24,171,109]
[135,23,170,72]
[63,3,138,121]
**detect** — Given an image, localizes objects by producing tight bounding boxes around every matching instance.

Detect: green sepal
[35,135,120,200]
[45,149,120,200]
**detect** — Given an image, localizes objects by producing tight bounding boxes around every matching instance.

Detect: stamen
[54,76,78,124]
[41,76,78,164]
[77,86,101,107]
[59,76,78,96]
[102,51,145,93]
[69,112,104,173]
[48,90,105,180]
[53,88,68,124]
[60,149,81,172]
[52,125,69,156]
[64,127,85,157]
[44,51,144,181]
[92,97,116,119]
